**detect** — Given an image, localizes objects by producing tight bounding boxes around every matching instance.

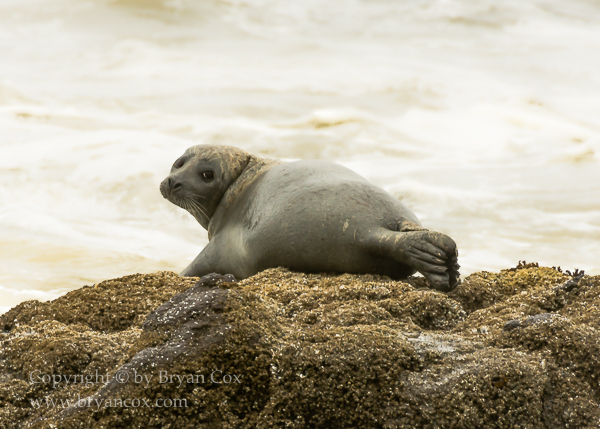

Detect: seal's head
[160,145,251,229]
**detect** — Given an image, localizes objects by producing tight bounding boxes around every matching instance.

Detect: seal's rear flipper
[446,257,461,291]
[366,229,460,292]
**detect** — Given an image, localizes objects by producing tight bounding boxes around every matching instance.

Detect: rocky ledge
[1,264,599,428]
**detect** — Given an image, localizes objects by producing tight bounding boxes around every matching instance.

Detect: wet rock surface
[1,266,599,428]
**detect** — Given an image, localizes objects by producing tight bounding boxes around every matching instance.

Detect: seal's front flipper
[180,242,222,278]
[366,229,460,292]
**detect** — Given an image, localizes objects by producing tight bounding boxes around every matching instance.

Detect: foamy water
[1,0,599,313]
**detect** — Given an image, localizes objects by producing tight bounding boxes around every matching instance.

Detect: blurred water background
[1,0,599,313]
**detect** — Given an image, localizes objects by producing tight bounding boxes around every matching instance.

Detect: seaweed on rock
[1,266,599,428]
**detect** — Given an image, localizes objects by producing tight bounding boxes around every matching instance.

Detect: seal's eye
[202,171,214,181]
[174,158,185,169]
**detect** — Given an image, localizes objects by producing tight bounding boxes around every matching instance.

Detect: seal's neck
[207,155,280,239]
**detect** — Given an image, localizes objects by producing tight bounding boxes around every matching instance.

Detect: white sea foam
[1,0,599,313]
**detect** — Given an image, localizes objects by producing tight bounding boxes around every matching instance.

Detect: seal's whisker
[186,192,207,201]
[194,202,209,222]
[188,199,209,221]
[172,197,182,208]
[182,197,197,214]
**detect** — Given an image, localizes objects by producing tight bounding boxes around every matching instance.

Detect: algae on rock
[1,266,599,428]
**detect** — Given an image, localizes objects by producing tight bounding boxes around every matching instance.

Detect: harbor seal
[160,145,460,291]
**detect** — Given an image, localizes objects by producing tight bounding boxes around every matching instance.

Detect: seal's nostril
[167,177,183,192]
